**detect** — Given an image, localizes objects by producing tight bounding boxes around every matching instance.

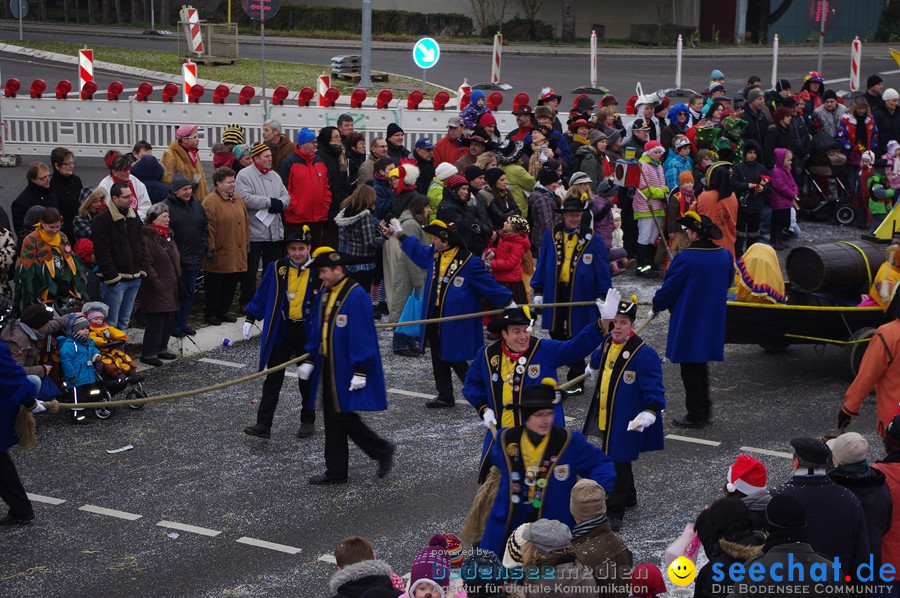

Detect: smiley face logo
[667,556,697,586]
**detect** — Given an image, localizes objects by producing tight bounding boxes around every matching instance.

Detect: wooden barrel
[785,241,885,293]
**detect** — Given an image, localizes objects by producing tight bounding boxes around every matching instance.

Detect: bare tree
[469,0,510,37]
[39,0,48,20]
[561,0,574,42]
[521,0,543,21]
[114,0,123,24]
[749,0,794,43]
[131,0,141,22]
[159,0,171,25]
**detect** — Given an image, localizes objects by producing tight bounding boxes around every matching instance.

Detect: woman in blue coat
[652,212,733,428]
[583,296,666,527]
[300,247,393,485]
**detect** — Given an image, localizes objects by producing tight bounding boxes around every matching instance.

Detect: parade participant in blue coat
[387,218,514,408]
[583,294,665,530]
[530,194,612,394]
[242,226,322,440]
[651,211,733,428]
[464,292,620,482]
[0,338,46,525]
[299,247,394,485]
[479,378,616,555]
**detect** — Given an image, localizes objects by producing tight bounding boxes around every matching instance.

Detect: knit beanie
[295,127,316,146]
[65,313,90,336]
[679,171,695,185]
[570,478,607,520]
[222,124,245,145]
[446,174,468,190]
[766,494,806,529]
[444,533,463,569]
[461,550,506,598]
[823,89,838,101]
[484,167,505,188]
[386,123,404,139]
[409,534,450,593]
[250,142,270,157]
[435,162,457,181]
[232,144,251,161]
[478,112,497,127]
[502,523,531,568]
[82,301,109,321]
[19,304,54,330]
[538,168,560,186]
[868,74,884,90]
[73,237,95,262]
[170,172,192,191]
[523,519,571,555]
[464,165,485,183]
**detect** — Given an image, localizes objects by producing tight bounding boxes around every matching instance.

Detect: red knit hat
[726,454,767,495]
[73,238,94,262]
[644,140,664,155]
[478,112,497,127]
[446,174,468,190]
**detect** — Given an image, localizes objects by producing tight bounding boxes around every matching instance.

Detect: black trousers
[770,208,790,245]
[680,362,711,421]
[618,189,638,258]
[240,241,284,306]
[203,272,240,317]
[426,323,469,403]
[257,321,314,427]
[321,362,392,479]
[607,460,636,521]
[142,311,174,359]
[0,451,33,519]
[349,268,376,296]
[735,211,761,258]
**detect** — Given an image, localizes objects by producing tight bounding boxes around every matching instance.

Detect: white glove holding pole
[30,400,46,414]
[585,365,600,387]
[242,322,253,340]
[298,363,315,380]
[628,411,657,432]
[532,295,543,306]
[596,288,622,320]
[389,218,404,237]
[482,408,498,429]
[349,375,367,391]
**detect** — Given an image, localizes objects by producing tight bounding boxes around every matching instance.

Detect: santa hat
[726,454,767,495]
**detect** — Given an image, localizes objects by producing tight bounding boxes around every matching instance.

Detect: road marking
[26,493,66,505]
[388,388,436,399]
[79,505,143,520]
[157,520,222,537]
[199,358,246,368]
[236,536,302,554]
[739,446,793,459]
[564,416,576,425]
[318,553,337,564]
[665,434,721,447]
[285,370,298,378]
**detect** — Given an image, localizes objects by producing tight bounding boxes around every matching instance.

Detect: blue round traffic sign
[413,37,440,70]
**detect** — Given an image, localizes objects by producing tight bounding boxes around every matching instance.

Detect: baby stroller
[800,132,855,225]
[58,352,148,422]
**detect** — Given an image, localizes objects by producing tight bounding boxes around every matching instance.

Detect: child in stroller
[83,301,144,387]
[802,131,855,225]
[57,312,146,422]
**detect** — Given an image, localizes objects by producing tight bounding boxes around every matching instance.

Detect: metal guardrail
[0,96,518,160]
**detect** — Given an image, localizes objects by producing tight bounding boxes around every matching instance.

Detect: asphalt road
[0,217,887,597]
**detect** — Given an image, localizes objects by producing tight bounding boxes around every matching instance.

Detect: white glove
[506,301,517,309]
[585,365,600,387]
[532,295,543,306]
[596,288,622,320]
[482,408,497,428]
[298,363,314,380]
[628,411,657,432]
[389,218,404,237]
[648,309,656,319]
[349,375,367,391]
[242,322,253,340]
[30,400,46,414]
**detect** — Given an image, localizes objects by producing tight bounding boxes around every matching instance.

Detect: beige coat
[162,139,209,200]
[201,189,249,274]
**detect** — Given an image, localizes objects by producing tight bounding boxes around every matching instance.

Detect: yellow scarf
[38,227,61,247]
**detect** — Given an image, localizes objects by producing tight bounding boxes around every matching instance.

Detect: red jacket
[278,147,332,224]
[490,233,530,283]
[433,134,468,166]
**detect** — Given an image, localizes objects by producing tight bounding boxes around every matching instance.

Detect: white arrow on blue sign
[413,37,441,70]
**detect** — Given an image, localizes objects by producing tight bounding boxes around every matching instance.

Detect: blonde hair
[79,188,107,218]
[476,151,499,170]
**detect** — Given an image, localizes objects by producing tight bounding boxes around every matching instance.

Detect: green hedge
[876,0,900,42]
[226,3,474,37]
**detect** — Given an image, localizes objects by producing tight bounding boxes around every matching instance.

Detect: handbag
[395,288,423,338]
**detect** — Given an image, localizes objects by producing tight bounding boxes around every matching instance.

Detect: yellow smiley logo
[667,556,697,586]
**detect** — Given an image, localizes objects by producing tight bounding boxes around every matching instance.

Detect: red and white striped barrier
[78,48,93,92]
[183,60,197,103]
[179,6,204,56]
[317,75,330,106]
[491,33,502,85]
[850,36,861,92]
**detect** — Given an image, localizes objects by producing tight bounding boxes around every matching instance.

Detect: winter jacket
[139,226,182,313]
[633,155,667,218]
[829,464,893,566]
[489,233,530,283]
[436,188,477,250]
[769,148,798,211]
[589,194,616,249]
[0,317,65,378]
[575,145,614,195]
[467,191,494,257]
[875,106,900,158]
[356,153,379,187]
[50,170,84,241]
[518,554,599,597]
[279,148,332,224]
[98,174,152,222]
[836,112,878,168]
[428,179,447,217]
[569,522,632,598]
[762,123,794,169]
[527,185,561,256]
[335,207,385,260]
[91,197,145,285]
[692,187,739,261]
[201,189,249,274]
[373,177,395,221]
[161,139,209,201]
[694,533,765,598]
[731,152,770,215]
[130,154,169,205]
[414,156,436,196]
[433,134,468,166]
[234,163,288,243]
[212,143,236,171]
[57,334,100,387]
[663,152,694,191]
[11,181,59,240]
[502,163,536,216]
[0,340,40,453]
[811,103,847,138]
[268,134,295,172]
[162,191,209,271]
[484,188,522,230]
[327,559,401,598]
[728,538,843,597]
[317,143,352,221]
[386,139,410,166]
[874,452,900,569]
